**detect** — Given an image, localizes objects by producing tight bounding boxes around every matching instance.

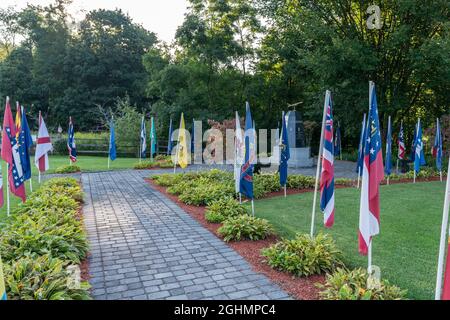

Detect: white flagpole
[339,121,342,161]
[284,185,287,198]
[368,241,373,274]
[6,163,10,217]
[435,157,450,300]
[239,193,242,204]
[29,179,33,192]
[38,171,41,184]
[396,159,399,174]
[251,199,255,217]
[357,167,361,189]
[310,90,329,238]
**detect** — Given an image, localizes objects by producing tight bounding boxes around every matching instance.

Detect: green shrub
[205,198,248,223]
[159,160,174,168]
[4,255,91,300]
[134,161,157,169]
[261,233,343,277]
[318,268,407,300]
[287,175,315,189]
[179,182,235,206]
[218,215,274,242]
[55,165,81,174]
[155,155,170,161]
[335,178,354,186]
[255,174,281,194]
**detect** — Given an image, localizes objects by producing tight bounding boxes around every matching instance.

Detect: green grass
[247,182,446,300]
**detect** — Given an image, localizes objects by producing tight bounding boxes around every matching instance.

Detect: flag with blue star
[1,97,26,202]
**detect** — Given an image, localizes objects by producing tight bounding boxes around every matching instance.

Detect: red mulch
[146,178,324,300]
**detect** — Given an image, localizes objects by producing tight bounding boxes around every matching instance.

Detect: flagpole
[251,199,255,217]
[29,179,33,193]
[387,116,391,186]
[339,121,342,161]
[284,185,287,198]
[38,171,41,184]
[435,158,450,300]
[414,119,420,184]
[368,241,373,274]
[6,164,10,217]
[310,90,329,238]
[239,193,242,204]
[357,168,361,189]
[396,159,399,174]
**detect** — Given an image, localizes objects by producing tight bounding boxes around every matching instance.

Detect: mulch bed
[146,178,324,300]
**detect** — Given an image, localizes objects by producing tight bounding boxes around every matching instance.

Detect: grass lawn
[248,181,446,300]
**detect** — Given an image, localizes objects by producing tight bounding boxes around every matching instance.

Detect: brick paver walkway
[82,170,291,300]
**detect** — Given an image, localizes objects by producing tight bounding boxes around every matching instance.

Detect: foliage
[134,161,158,170]
[218,215,274,242]
[318,268,407,300]
[261,233,343,277]
[55,165,81,174]
[205,197,248,223]
[286,175,315,189]
[4,255,91,300]
[133,157,174,170]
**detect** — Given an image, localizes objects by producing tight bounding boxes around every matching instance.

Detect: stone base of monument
[288,147,314,168]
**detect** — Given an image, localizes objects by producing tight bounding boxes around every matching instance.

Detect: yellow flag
[0,256,7,300]
[177,113,189,169]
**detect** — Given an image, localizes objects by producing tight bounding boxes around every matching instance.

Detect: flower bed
[0,178,91,300]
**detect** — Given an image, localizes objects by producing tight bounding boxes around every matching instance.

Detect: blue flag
[279,112,290,186]
[334,125,341,156]
[385,117,392,176]
[109,118,117,161]
[150,117,157,158]
[68,117,77,162]
[414,120,425,174]
[240,102,255,199]
[356,114,367,176]
[19,106,33,181]
[167,118,173,155]
[434,118,443,172]
[140,116,147,159]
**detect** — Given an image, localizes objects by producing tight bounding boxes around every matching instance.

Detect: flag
[320,93,335,228]
[279,111,290,187]
[177,113,189,169]
[167,118,173,155]
[410,126,417,162]
[35,112,53,172]
[240,102,256,199]
[334,125,341,157]
[19,105,33,181]
[67,117,77,162]
[356,114,367,176]
[150,116,157,158]
[385,116,392,176]
[358,82,384,256]
[234,112,244,194]
[414,120,424,174]
[434,119,443,172]
[140,116,147,159]
[398,122,406,160]
[109,117,117,161]
[0,256,6,300]
[1,97,26,202]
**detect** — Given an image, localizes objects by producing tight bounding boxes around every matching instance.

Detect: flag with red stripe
[358,83,384,255]
[35,112,53,172]
[320,93,335,228]
[1,97,26,202]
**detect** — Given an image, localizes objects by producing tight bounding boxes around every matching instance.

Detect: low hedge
[0,177,91,300]
[55,165,81,174]
[318,268,407,300]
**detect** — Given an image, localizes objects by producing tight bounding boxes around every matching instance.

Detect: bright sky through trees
[0,0,188,43]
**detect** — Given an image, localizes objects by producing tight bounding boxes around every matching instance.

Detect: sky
[1,0,189,43]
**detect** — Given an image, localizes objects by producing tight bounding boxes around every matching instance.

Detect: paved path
[82,170,290,300]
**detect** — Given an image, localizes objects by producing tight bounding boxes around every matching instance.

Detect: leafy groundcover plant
[0,177,91,300]
[205,197,248,223]
[318,268,407,300]
[55,165,81,174]
[261,233,343,277]
[218,215,274,242]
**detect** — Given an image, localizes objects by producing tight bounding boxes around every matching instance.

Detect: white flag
[234,112,245,194]
[35,113,53,172]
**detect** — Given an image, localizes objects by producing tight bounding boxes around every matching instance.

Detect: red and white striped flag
[359,83,384,255]
[35,112,53,172]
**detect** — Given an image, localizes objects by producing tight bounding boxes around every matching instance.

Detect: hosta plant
[205,198,248,223]
[218,215,274,242]
[55,165,81,174]
[261,233,343,277]
[318,268,407,300]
